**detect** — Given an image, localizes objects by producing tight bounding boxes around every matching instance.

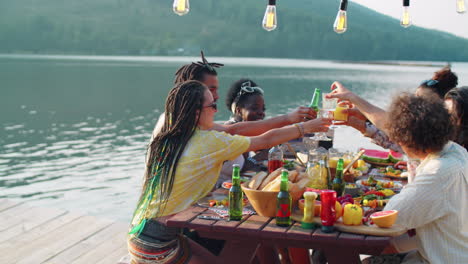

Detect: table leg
[218,240,259,264]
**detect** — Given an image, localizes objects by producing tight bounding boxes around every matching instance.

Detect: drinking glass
[322,94,341,129]
[307,109,332,141]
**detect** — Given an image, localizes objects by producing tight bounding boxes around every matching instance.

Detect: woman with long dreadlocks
[127,80,331,263]
[152,52,317,140]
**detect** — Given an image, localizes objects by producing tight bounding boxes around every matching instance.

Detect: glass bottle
[268,145,284,173]
[276,169,292,227]
[332,158,345,197]
[229,164,243,221]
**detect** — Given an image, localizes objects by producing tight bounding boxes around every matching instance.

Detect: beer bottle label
[276,203,291,217]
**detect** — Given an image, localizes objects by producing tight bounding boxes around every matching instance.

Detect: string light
[333,0,348,34]
[173,0,189,16]
[400,0,412,28]
[457,0,466,13]
[262,0,277,31]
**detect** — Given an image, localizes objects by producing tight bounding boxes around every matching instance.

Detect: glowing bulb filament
[173,0,189,16]
[400,7,411,28]
[177,0,185,12]
[333,10,347,33]
[262,5,277,31]
[266,13,275,28]
[457,0,466,13]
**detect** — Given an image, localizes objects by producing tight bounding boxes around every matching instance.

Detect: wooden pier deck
[0,199,129,264]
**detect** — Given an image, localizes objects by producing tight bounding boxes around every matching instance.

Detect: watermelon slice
[360,149,403,164]
[388,150,404,163]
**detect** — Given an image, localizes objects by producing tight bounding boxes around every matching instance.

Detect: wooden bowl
[241,184,299,217]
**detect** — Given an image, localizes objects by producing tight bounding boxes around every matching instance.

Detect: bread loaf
[247,171,268,190]
[258,168,282,190]
[261,176,282,192]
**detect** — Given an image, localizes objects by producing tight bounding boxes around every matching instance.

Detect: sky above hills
[352,0,468,39]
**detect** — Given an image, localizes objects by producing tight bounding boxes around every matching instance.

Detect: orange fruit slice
[370,210,398,228]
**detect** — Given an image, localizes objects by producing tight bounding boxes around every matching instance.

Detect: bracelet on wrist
[294,123,305,138]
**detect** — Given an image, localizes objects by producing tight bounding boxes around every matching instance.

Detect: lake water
[1,54,467,222]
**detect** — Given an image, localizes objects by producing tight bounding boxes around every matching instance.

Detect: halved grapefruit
[370,210,398,228]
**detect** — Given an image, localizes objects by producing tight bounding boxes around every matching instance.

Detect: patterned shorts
[127,220,191,264]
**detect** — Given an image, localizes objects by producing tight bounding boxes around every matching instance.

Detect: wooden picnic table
[165,204,392,264]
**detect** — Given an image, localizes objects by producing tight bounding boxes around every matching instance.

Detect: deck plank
[71,225,128,264]
[0,203,34,231]
[0,206,67,243]
[46,221,128,263]
[0,212,82,249]
[95,245,129,264]
[0,199,23,212]
[2,215,112,264]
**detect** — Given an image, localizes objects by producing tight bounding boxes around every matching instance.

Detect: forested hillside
[0,0,467,61]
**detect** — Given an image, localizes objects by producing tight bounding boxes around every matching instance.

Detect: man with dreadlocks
[127,80,331,264]
[152,52,317,140]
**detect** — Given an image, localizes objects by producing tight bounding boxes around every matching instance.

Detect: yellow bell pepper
[342,204,363,225]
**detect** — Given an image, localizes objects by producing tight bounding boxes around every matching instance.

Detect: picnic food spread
[198,139,408,236]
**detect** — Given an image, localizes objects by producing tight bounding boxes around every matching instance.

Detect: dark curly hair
[225,78,262,113]
[419,67,458,98]
[445,86,468,150]
[386,93,453,153]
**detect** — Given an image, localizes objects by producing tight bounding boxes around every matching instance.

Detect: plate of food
[221,177,250,189]
[197,194,249,208]
[356,177,403,191]
[376,166,408,180]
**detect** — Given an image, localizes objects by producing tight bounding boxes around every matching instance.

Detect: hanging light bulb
[262,0,277,31]
[173,0,189,16]
[400,0,412,28]
[333,0,348,34]
[457,0,466,13]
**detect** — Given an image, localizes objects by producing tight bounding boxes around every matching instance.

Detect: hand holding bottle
[287,106,317,123]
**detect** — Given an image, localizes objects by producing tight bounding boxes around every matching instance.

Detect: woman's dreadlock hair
[129,81,207,235]
[174,51,224,84]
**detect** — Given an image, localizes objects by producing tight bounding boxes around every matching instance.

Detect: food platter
[291,211,407,237]
[368,168,408,180]
[356,179,403,192]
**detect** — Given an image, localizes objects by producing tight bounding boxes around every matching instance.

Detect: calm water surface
[1,54,467,221]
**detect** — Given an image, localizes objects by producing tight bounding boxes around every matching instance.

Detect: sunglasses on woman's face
[204,102,217,110]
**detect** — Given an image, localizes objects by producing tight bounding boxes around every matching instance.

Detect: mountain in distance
[0,0,467,61]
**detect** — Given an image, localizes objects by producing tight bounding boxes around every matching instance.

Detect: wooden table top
[165,205,391,256]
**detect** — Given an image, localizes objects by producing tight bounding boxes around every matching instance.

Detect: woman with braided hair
[127,80,331,263]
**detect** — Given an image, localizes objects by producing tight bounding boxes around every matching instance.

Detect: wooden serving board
[291,211,407,237]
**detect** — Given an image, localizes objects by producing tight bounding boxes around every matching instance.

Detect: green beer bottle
[276,169,292,227]
[309,88,321,112]
[229,164,243,221]
[332,158,346,197]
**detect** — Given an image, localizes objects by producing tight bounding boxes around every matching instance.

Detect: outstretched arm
[327,82,388,130]
[247,118,331,152]
[212,106,316,136]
